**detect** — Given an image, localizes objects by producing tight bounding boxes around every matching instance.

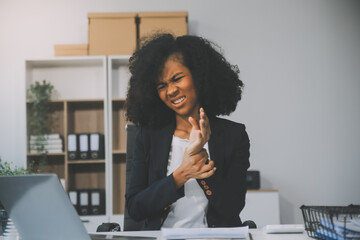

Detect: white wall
[1,0,359,224]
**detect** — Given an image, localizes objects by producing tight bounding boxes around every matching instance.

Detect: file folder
[89,133,104,159]
[79,190,90,215]
[70,189,105,215]
[90,189,105,215]
[68,190,78,212]
[67,134,78,160]
[79,134,89,159]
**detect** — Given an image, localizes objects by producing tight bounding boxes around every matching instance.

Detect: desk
[90,229,313,240]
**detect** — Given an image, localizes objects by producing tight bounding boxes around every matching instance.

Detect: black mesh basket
[300,205,360,240]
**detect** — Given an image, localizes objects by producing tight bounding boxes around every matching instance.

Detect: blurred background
[0,0,359,226]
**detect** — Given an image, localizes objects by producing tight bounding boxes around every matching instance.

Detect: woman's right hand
[173,148,215,189]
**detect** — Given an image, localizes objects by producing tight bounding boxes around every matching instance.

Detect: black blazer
[125,117,250,230]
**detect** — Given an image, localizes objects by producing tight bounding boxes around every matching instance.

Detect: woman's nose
[167,83,179,97]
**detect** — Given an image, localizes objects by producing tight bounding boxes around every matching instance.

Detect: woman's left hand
[199,108,211,144]
[187,108,211,154]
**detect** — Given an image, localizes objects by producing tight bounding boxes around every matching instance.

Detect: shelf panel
[26,99,104,103]
[26,99,65,103]
[112,98,126,102]
[68,159,105,164]
[26,56,106,68]
[113,150,126,154]
[27,152,66,157]
[66,99,104,103]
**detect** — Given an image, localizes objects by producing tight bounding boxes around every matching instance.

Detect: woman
[125,33,250,230]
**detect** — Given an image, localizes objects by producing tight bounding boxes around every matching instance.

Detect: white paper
[263,224,304,233]
[161,226,248,239]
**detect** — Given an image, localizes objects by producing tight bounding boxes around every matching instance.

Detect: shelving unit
[25,56,109,231]
[25,55,132,230]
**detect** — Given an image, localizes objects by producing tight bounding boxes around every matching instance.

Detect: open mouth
[171,96,186,105]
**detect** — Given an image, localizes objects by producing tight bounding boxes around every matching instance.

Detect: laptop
[0,174,155,240]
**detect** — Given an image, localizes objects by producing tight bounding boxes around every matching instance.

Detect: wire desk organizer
[301,205,360,240]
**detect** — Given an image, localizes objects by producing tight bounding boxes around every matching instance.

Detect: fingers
[188,108,211,155]
[199,167,216,179]
[180,148,216,181]
[188,116,200,130]
[199,168,216,179]
[195,158,216,178]
[197,160,216,179]
[199,108,211,142]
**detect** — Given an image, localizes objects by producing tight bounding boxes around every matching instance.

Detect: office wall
[1,0,359,224]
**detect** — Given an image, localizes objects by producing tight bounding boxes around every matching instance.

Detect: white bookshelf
[25,56,131,231]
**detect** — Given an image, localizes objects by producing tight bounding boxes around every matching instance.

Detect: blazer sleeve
[203,123,250,227]
[125,126,185,222]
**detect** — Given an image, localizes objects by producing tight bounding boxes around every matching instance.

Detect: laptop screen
[0,174,90,240]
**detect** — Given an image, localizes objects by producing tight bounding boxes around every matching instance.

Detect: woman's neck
[174,113,199,139]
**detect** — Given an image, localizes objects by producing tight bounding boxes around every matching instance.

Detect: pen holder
[300,204,360,239]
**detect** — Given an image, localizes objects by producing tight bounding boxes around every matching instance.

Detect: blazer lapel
[151,121,176,178]
[208,118,225,169]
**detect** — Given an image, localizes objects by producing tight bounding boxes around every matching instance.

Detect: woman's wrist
[172,168,188,189]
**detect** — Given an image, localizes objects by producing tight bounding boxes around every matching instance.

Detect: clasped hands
[173,108,216,189]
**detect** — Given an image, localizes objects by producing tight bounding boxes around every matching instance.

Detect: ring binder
[90,133,104,159]
[79,134,90,159]
[68,134,78,160]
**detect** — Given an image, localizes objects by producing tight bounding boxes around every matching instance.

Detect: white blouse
[162,135,209,228]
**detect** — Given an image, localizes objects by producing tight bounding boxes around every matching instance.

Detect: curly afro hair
[126,33,244,128]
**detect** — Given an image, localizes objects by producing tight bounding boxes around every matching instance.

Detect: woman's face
[157,55,199,119]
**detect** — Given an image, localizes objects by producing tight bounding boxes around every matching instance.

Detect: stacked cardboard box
[54,11,188,56]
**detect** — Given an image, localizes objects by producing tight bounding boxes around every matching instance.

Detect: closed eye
[157,83,166,91]
[171,72,184,82]
[172,76,184,82]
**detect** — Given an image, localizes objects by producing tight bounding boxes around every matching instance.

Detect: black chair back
[123,124,144,231]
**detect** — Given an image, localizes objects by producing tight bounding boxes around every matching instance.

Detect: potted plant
[27,80,54,164]
[0,158,31,236]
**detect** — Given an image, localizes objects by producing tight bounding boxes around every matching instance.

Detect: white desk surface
[91,229,313,240]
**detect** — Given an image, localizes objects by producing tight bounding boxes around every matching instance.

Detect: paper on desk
[161,226,248,239]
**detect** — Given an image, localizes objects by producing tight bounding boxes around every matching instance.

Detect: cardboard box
[88,12,137,55]
[54,44,88,56]
[138,11,188,39]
